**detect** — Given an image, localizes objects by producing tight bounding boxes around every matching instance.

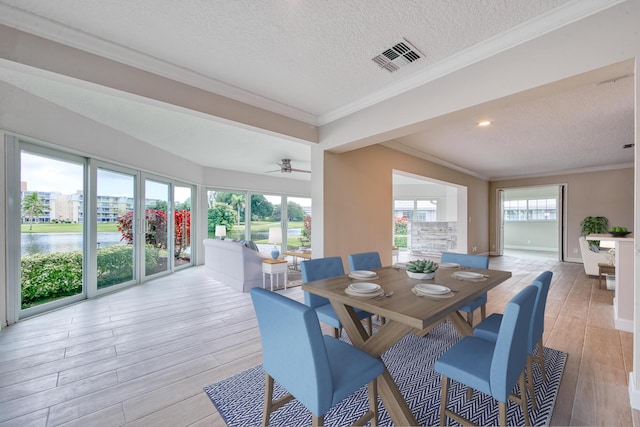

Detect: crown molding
[0,0,625,129]
[382,141,489,181]
[0,3,319,126]
[490,162,634,182]
[317,0,627,126]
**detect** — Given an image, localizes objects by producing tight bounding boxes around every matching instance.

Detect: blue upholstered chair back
[441,252,489,269]
[250,288,333,413]
[301,256,345,308]
[348,252,382,271]
[530,271,553,352]
[490,285,537,402]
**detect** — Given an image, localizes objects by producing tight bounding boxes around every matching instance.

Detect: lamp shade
[215,225,227,238]
[268,227,282,244]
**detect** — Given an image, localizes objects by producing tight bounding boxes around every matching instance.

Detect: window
[504,199,557,222]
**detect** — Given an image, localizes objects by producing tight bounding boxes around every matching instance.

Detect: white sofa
[203,239,270,292]
[578,236,611,276]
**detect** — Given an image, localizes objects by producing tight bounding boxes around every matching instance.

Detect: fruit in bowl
[406,259,438,279]
[609,226,631,237]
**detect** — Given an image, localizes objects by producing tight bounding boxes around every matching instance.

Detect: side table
[597,262,615,289]
[262,259,288,291]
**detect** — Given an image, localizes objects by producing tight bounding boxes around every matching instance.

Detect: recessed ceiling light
[477,120,492,127]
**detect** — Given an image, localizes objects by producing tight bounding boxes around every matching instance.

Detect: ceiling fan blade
[264,169,281,173]
[290,168,311,173]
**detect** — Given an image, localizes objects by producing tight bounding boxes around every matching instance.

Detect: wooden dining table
[301,265,512,426]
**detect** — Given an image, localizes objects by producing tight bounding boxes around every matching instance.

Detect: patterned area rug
[204,322,566,426]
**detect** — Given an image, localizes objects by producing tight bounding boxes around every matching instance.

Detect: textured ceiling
[0,0,634,181]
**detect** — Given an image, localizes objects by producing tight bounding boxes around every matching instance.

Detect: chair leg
[527,354,537,411]
[440,375,450,427]
[466,386,473,400]
[498,401,507,427]
[334,327,340,338]
[466,310,474,327]
[263,373,274,427]
[312,413,324,427]
[480,303,487,321]
[368,379,379,427]
[535,337,547,382]
[367,317,373,336]
[519,371,531,426]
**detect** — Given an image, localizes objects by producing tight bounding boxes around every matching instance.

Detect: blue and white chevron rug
[204,321,567,426]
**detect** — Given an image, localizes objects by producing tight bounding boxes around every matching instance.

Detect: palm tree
[229,194,245,225]
[22,192,47,231]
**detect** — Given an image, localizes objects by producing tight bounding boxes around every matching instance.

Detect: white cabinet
[587,234,634,332]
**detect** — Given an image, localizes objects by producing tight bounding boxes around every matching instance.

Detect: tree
[22,192,47,231]
[117,209,191,259]
[287,201,305,221]
[175,198,191,211]
[250,194,273,220]
[207,203,237,235]
[229,194,245,225]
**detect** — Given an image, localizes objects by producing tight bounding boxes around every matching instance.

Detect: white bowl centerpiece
[406,259,438,279]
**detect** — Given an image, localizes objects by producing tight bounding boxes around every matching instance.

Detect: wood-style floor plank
[0,253,637,426]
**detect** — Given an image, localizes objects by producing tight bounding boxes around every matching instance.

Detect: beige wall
[489,167,634,260]
[323,145,489,270]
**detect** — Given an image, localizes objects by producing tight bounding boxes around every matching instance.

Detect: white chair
[578,236,611,276]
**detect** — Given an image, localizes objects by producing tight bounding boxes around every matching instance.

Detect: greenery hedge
[21,245,160,308]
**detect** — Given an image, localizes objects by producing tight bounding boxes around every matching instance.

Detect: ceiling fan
[266,158,311,174]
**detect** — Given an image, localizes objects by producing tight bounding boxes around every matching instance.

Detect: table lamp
[215,225,227,240]
[268,227,282,259]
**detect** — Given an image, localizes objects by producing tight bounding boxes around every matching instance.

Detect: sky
[21,152,306,205]
[22,151,190,202]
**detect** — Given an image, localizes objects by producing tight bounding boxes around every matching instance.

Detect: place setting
[411,283,455,299]
[345,281,386,298]
[452,271,488,282]
[438,262,460,269]
[348,269,379,280]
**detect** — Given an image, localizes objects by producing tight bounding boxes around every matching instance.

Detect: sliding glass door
[19,148,86,315]
[96,167,136,289]
[174,184,193,269]
[144,178,171,277]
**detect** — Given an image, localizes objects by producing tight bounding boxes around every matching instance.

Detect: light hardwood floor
[0,252,636,426]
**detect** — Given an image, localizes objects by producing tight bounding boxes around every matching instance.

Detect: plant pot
[407,271,436,280]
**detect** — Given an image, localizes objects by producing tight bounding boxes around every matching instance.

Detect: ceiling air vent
[372,39,423,73]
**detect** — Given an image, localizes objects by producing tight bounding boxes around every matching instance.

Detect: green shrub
[21,251,83,307]
[394,235,407,248]
[21,244,161,307]
[97,245,134,288]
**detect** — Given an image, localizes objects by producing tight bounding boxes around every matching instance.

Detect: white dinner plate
[453,271,484,279]
[348,282,381,293]
[415,284,450,295]
[439,262,460,268]
[350,270,377,279]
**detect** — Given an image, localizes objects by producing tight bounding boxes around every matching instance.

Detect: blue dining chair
[301,257,373,337]
[250,288,384,426]
[348,251,382,271]
[441,252,490,326]
[473,270,553,411]
[434,285,537,427]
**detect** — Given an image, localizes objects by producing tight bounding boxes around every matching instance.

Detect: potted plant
[406,259,439,279]
[581,216,608,249]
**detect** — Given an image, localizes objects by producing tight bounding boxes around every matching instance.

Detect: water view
[21,232,124,256]
[22,228,303,256]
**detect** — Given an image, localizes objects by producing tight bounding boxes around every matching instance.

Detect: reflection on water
[21,232,124,256]
[227,228,302,242]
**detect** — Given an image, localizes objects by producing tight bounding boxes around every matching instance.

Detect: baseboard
[614,298,634,332]
[629,373,640,410]
[504,245,558,252]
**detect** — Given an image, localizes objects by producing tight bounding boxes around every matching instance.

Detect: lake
[21,228,303,256]
[21,232,124,256]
